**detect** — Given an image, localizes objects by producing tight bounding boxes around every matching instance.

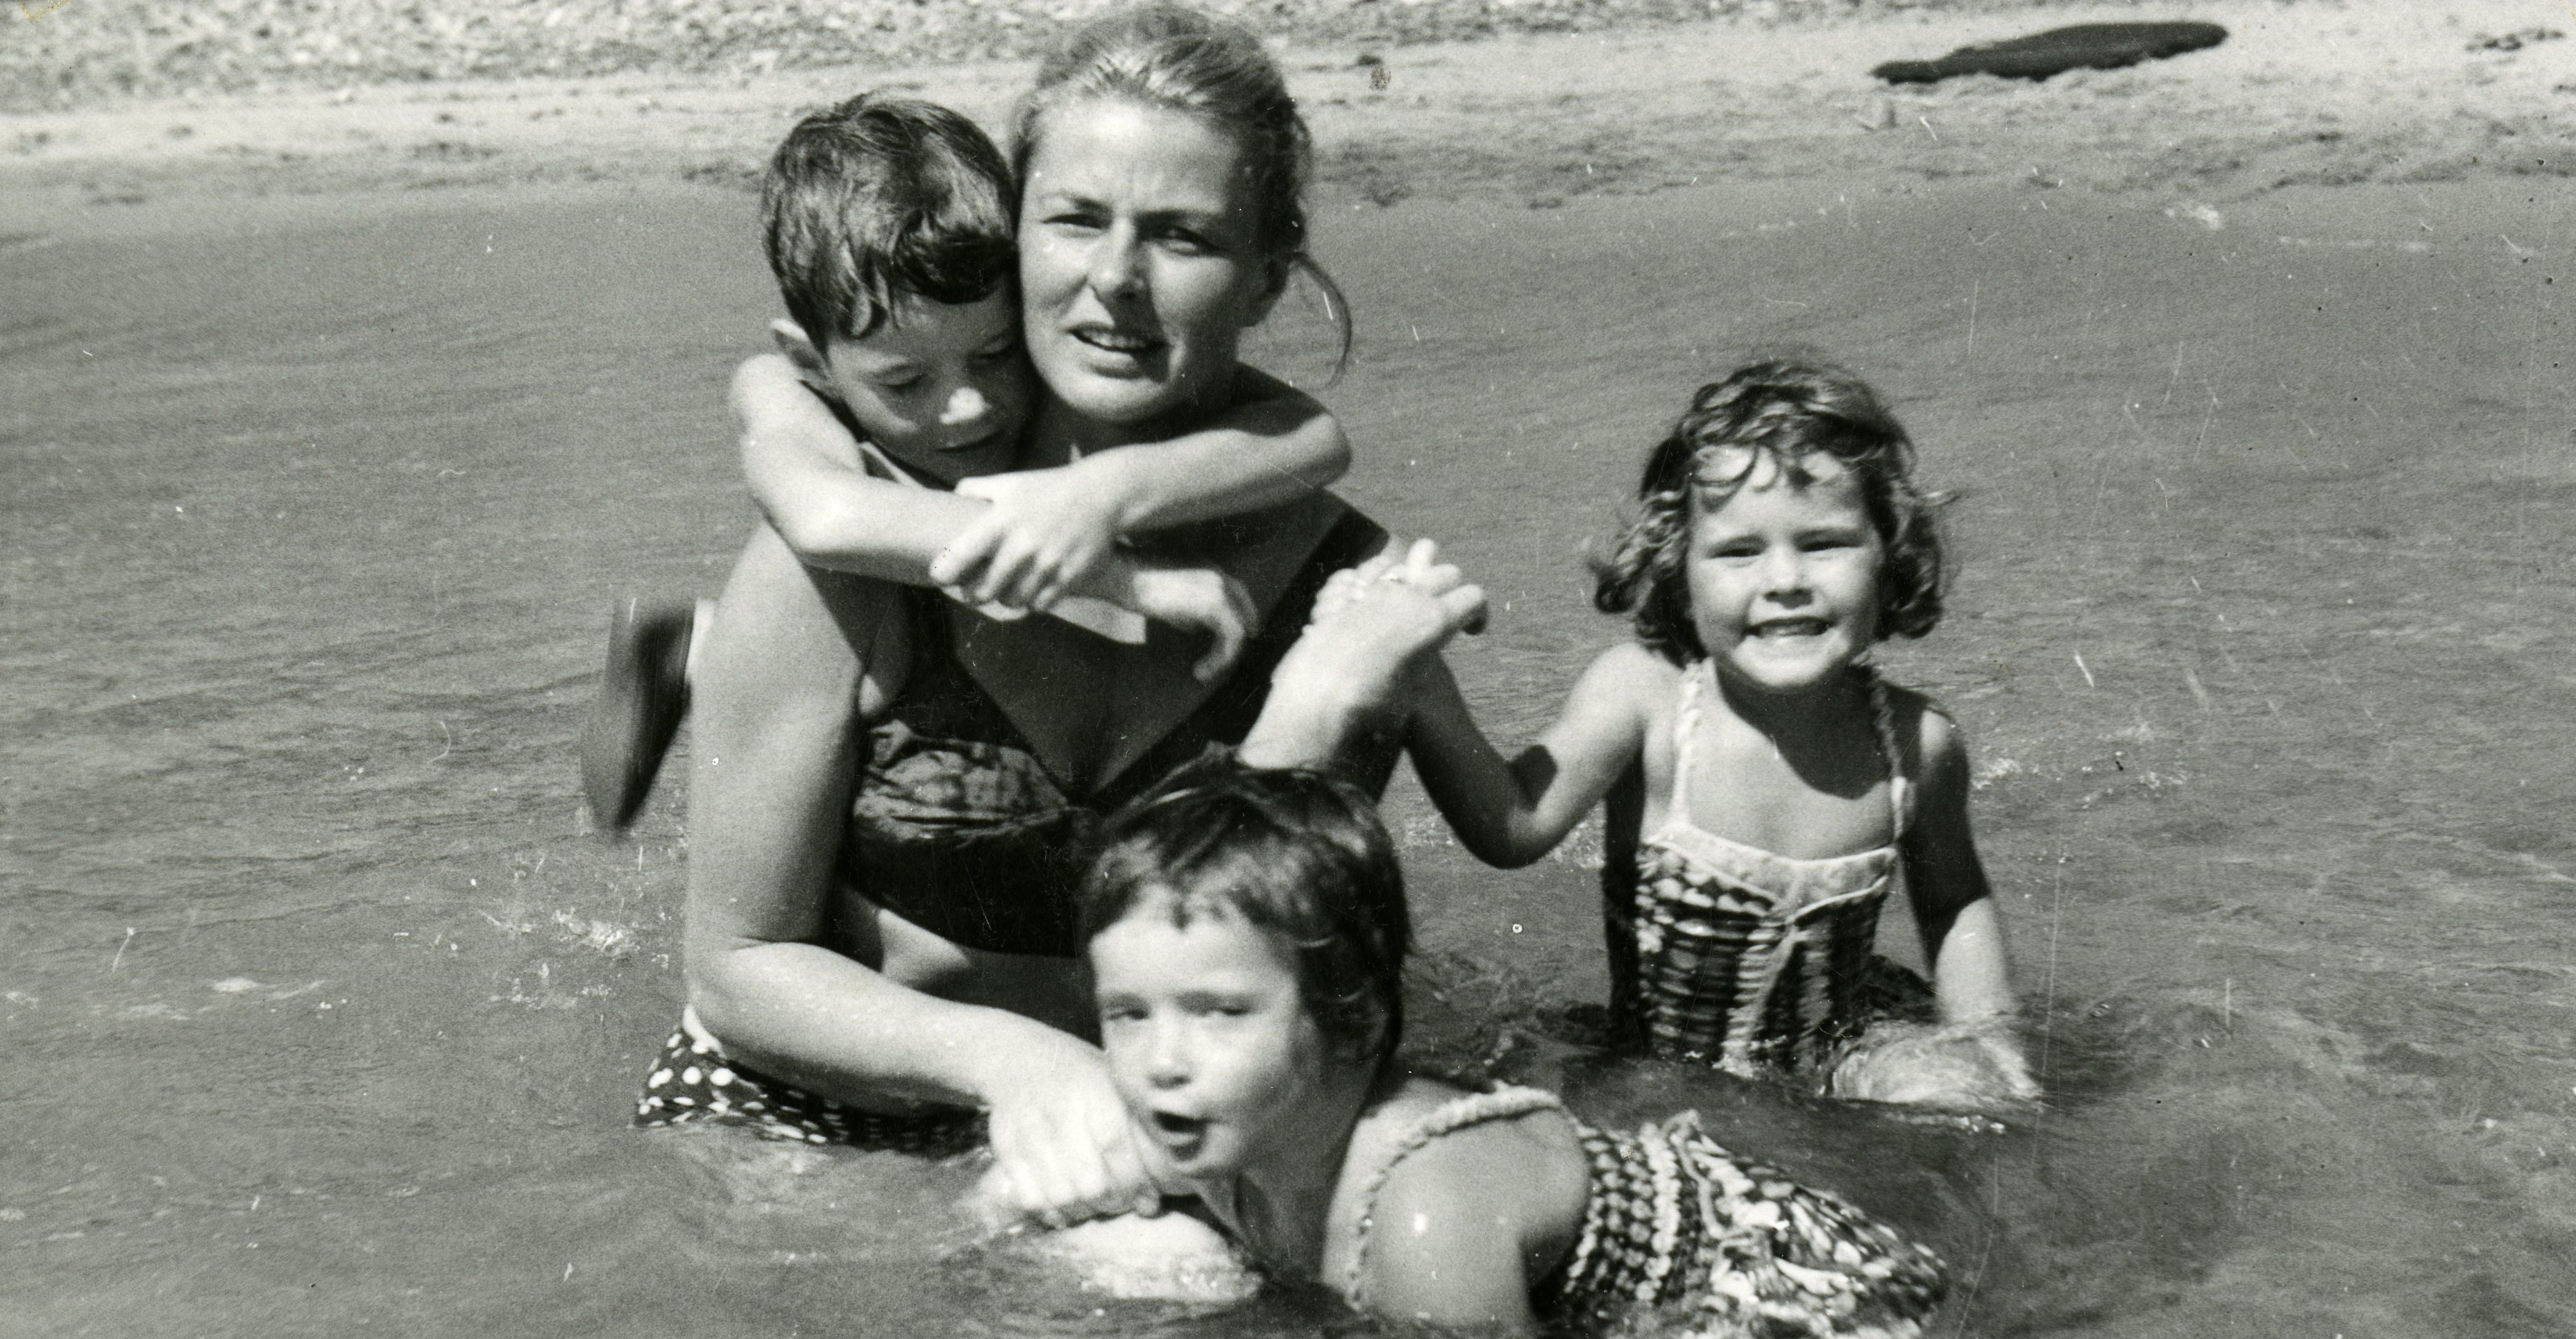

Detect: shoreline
[5,0,2570,227]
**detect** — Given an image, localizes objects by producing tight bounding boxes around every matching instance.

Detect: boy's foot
[579,598,693,831]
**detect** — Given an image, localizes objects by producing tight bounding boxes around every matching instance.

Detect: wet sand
[6,2,2574,1336]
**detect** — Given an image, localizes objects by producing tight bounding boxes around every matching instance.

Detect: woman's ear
[1239,255,1294,330]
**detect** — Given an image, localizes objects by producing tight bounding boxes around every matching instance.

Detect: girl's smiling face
[1091,896,1330,1184]
[1688,454,1886,697]
[1017,99,1283,439]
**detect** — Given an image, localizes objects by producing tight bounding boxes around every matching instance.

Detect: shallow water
[6,176,2572,1338]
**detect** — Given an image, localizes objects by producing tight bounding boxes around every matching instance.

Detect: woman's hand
[974,1030,1183,1229]
[1239,540,1485,770]
[1297,538,1488,697]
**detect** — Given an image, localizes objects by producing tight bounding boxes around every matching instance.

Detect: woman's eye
[874,375,923,393]
[1044,212,1105,235]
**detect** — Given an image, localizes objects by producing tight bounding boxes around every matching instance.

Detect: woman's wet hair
[763,91,1019,347]
[1081,752,1409,1075]
[1595,355,1949,665]
[1012,2,1353,374]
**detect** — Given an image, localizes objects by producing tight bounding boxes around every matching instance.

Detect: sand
[4,0,2570,228]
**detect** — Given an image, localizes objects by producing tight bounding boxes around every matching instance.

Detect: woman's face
[1018,99,1283,437]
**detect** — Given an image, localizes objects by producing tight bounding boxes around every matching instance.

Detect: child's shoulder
[1580,641,1687,699]
[1343,1079,1588,1232]
[1871,678,1969,776]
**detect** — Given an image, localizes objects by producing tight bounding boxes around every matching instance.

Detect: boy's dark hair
[1081,752,1409,1077]
[763,92,1017,348]
[1595,356,1949,665]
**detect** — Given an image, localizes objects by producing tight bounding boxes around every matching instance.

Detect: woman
[652,4,1473,1229]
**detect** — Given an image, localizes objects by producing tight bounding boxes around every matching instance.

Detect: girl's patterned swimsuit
[1350,1086,1947,1338]
[635,510,1389,1148]
[1604,663,1933,1080]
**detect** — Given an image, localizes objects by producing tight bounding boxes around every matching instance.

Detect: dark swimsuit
[636,509,1389,1148]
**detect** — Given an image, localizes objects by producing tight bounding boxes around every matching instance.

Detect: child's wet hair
[762,92,1018,348]
[1081,752,1408,1074]
[1012,2,1353,373]
[1595,356,1947,664]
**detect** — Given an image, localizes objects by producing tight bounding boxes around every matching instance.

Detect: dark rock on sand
[1872,21,2228,85]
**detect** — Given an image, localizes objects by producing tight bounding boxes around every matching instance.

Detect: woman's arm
[681,525,1171,1222]
[1401,644,1659,869]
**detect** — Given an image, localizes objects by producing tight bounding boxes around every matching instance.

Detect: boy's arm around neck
[1085,366,1352,533]
[734,352,998,585]
[938,366,1350,613]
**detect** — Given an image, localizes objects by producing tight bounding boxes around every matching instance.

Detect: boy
[579,91,1348,828]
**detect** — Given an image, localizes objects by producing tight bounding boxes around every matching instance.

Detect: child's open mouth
[1751,618,1831,639]
[1150,1111,1209,1152]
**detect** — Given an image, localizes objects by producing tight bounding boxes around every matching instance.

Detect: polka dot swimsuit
[634,1008,983,1154]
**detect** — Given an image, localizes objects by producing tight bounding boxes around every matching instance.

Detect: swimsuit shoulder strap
[1346,1085,1566,1300]
[1668,659,1709,815]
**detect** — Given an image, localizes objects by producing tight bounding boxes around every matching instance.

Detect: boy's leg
[578,597,699,830]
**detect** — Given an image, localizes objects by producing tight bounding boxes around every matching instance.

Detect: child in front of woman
[1078,751,1948,1336]
[1404,357,2037,1111]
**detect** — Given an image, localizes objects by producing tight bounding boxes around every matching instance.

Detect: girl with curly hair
[1403,356,2037,1111]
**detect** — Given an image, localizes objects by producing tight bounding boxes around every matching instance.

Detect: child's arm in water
[1400,643,1663,868]
[1895,694,2040,1096]
[938,365,1351,611]
[736,353,1347,612]
[733,353,1252,680]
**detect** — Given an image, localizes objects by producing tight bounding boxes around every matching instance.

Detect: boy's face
[808,291,1033,487]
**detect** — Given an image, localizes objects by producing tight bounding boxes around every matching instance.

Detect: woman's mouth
[1071,325,1162,360]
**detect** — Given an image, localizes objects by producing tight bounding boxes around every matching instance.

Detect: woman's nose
[939,383,992,429]
[1087,226,1144,302]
